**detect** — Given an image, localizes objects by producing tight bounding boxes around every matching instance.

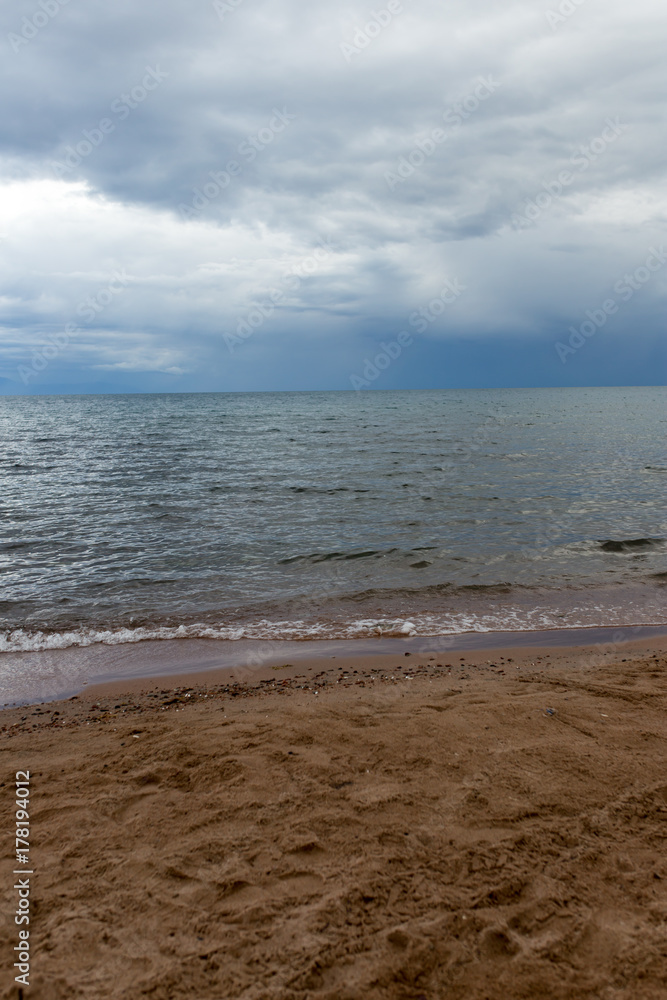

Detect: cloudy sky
[0,0,665,394]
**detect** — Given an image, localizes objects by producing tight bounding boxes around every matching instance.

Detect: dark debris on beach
[2,650,664,739]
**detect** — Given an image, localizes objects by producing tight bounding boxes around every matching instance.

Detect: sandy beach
[2,637,667,999]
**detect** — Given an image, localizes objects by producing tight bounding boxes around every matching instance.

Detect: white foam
[0,624,247,653]
[1,602,666,655]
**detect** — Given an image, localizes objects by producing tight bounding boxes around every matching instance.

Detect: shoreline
[1,636,666,997]
[1,629,666,724]
[2,623,667,707]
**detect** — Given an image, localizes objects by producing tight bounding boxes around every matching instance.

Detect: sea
[1,387,665,657]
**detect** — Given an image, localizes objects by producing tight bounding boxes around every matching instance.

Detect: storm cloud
[0,0,665,392]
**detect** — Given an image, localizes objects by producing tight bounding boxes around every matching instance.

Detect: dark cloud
[0,0,665,392]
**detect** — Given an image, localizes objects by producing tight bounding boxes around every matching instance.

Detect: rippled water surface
[0,387,665,650]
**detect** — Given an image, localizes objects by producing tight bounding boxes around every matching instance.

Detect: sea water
[1,387,665,652]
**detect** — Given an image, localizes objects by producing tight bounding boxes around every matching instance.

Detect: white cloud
[0,0,666,390]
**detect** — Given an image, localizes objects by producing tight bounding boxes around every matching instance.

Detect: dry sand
[1,638,667,999]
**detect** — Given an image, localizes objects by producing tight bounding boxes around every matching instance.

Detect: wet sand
[3,624,666,707]
[1,637,667,999]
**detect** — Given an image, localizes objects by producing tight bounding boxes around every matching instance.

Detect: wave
[3,598,667,654]
[277,537,667,568]
[338,581,521,602]
[0,620,419,653]
[598,537,664,553]
[279,548,391,564]
[0,624,249,653]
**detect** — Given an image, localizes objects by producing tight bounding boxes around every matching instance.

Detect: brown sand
[2,639,667,999]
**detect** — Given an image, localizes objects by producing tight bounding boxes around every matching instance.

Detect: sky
[0,0,665,394]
